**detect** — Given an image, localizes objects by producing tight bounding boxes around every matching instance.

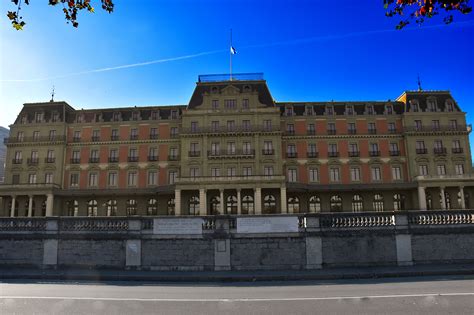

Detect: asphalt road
[1,275,473,314]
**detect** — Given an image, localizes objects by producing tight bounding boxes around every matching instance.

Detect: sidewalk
[1,264,474,282]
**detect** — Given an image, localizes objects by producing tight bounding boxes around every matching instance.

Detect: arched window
[393,194,405,211]
[167,198,175,215]
[126,199,137,216]
[288,196,300,213]
[210,196,221,215]
[330,195,342,212]
[147,198,158,215]
[309,196,321,213]
[242,195,254,214]
[67,200,78,216]
[263,195,276,214]
[373,194,384,212]
[106,199,117,216]
[226,195,238,214]
[189,196,199,215]
[426,193,432,210]
[352,195,363,212]
[87,199,98,216]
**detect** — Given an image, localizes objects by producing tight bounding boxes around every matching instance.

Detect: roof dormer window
[427,99,437,112]
[112,112,121,122]
[346,105,354,115]
[171,110,178,120]
[285,106,294,116]
[411,100,419,112]
[132,111,140,121]
[386,105,393,115]
[326,106,334,116]
[35,112,44,123]
[151,110,159,120]
[20,115,27,124]
[305,106,314,116]
[76,113,84,123]
[367,105,374,115]
[51,112,59,122]
[445,100,454,112]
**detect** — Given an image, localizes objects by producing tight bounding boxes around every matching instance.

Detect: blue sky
[0,1,473,146]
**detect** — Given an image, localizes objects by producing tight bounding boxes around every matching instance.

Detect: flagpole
[230,28,233,81]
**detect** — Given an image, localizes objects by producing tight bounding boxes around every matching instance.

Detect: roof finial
[50,85,55,102]
[417,74,422,91]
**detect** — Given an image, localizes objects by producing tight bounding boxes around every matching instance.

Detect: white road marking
[0,292,473,302]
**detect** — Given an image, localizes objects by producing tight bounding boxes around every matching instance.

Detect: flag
[230,46,237,55]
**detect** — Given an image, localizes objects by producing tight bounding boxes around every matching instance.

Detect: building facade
[0,74,473,217]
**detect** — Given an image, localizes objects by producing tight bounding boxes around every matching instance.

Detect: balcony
[89,157,100,163]
[388,128,397,134]
[149,134,159,140]
[262,149,275,155]
[368,129,377,135]
[389,150,400,156]
[307,130,316,135]
[452,148,464,154]
[176,174,285,185]
[369,150,381,157]
[168,155,179,161]
[91,136,100,142]
[433,147,447,155]
[347,129,357,135]
[405,125,471,133]
[45,157,56,163]
[188,151,201,157]
[27,158,39,166]
[128,156,139,162]
[108,157,119,163]
[12,158,22,164]
[328,152,339,158]
[349,151,360,157]
[416,148,428,154]
[286,152,298,158]
[148,155,159,162]
[327,129,336,135]
[130,134,139,140]
[207,150,255,158]
[111,135,119,141]
[72,137,81,143]
[307,152,319,158]
[4,135,66,144]
[286,130,295,136]
[70,158,80,164]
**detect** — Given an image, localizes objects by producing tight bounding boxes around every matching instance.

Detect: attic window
[35,112,44,123]
[132,111,140,121]
[151,111,159,120]
[171,110,178,119]
[346,105,354,115]
[113,112,121,121]
[285,106,294,116]
[411,100,419,112]
[366,105,374,115]
[76,114,84,123]
[51,112,59,122]
[211,86,219,94]
[243,85,251,92]
[306,106,314,116]
[386,105,393,115]
[20,115,27,124]
[326,106,334,116]
[427,99,437,112]
[446,100,454,112]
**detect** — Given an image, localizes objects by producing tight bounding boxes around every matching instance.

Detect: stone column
[10,195,16,217]
[28,195,34,217]
[237,189,242,215]
[220,189,225,214]
[440,187,446,210]
[459,186,466,209]
[199,188,207,215]
[175,189,181,216]
[45,194,54,217]
[255,187,262,214]
[417,186,427,210]
[280,187,288,213]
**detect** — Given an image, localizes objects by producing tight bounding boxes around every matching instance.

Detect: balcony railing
[452,148,464,154]
[286,130,295,136]
[91,136,100,142]
[207,150,255,157]
[262,149,275,155]
[182,126,279,134]
[72,137,81,143]
[405,125,470,133]
[108,157,119,163]
[130,134,139,140]
[307,130,316,135]
[328,152,339,158]
[286,152,298,158]
[12,159,22,164]
[27,158,39,166]
[70,158,80,164]
[128,156,139,162]
[349,151,360,157]
[327,129,336,135]
[416,148,428,154]
[89,157,100,163]
[168,155,179,161]
[176,174,285,184]
[111,135,120,141]
[149,134,159,140]
[433,147,447,155]
[369,150,381,157]
[348,129,357,135]
[4,135,66,144]
[389,150,400,156]
[45,158,56,163]
[307,152,319,158]
[148,155,159,162]
[188,151,201,157]
[368,129,377,135]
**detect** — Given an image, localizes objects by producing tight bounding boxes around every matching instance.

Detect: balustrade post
[417,186,427,210]
[255,187,262,214]
[126,219,141,269]
[280,187,288,213]
[199,188,207,215]
[220,189,225,214]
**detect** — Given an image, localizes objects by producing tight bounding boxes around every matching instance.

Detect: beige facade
[0,74,473,216]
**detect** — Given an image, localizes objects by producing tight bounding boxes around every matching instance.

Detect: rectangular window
[449,120,458,130]
[243,167,252,177]
[371,167,382,181]
[168,170,177,184]
[148,170,158,186]
[190,167,200,178]
[437,165,446,175]
[432,120,440,131]
[242,120,251,131]
[132,111,139,121]
[149,128,158,139]
[308,143,317,157]
[350,167,361,181]
[326,106,334,115]
[419,165,428,176]
[70,173,79,187]
[169,147,178,159]
[14,151,22,163]
[112,112,120,121]
[151,111,159,120]
[171,110,178,119]
[287,144,296,157]
[265,166,274,178]
[388,122,396,133]
[306,106,314,115]
[45,173,53,184]
[263,120,272,131]
[170,127,178,137]
[17,131,24,142]
[89,173,98,187]
[212,100,219,109]
[243,142,251,155]
[73,130,81,142]
[224,99,236,109]
[367,105,374,115]
[392,166,402,180]
[346,105,354,115]
[349,143,358,155]
[287,169,297,182]
[109,149,118,162]
[308,123,315,135]
[386,105,393,114]
[28,173,37,184]
[327,122,336,135]
[49,130,56,141]
[191,121,198,132]
[227,167,236,177]
[348,122,356,134]
[227,142,236,155]
[108,172,117,187]
[330,168,340,182]
[12,174,20,184]
[127,171,137,186]
[286,124,295,135]
[455,164,464,175]
[90,149,99,163]
[227,120,236,131]
[129,148,138,161]
[111,129,119,140]
[51,112,59,122]
[149,147,158,161]
[368,122,376,134]
[427,99,436,112]
[211,121,219,132]
[328,143,338,156]
[263,141,273,154]
[30,151,38,162]
[211,168,220,178]
[33,131,40,141]
[35,112,44,123]
[309,168,319,182]
[210,142,220,155]
[190,143,199,154]
[285,106,294,116]
[242,99,249,109]
[92,129,100,141]
[415,120,422,131]
[416,140,425,149]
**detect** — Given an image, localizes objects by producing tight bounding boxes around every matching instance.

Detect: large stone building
[0,73,472,217]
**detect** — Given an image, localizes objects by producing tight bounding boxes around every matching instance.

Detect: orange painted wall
[295,121,306,136]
